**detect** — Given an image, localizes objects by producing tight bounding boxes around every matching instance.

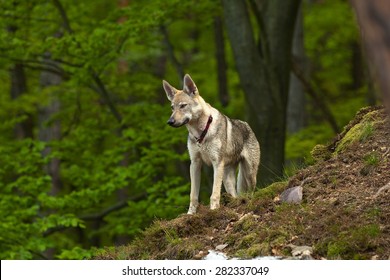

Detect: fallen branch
[80,192,147,221]
[374,181,390,199]
[43,193,147,237]
[160,25,184,84]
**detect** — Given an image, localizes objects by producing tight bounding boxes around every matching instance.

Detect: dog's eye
[180,104,187,109]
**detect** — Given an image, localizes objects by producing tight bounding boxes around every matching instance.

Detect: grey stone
[290,245,313,257]
[280,186,303,203]
[215,243,228,250]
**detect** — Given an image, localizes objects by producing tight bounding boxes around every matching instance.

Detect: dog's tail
[237,147,259,194]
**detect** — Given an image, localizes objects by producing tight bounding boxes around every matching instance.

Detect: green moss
[164,239,203,259]
[235,249,250,259]
[321,224,381,259]
[311,144,331,162]
[253,182,288,200]
[233,216,257,232]
[247,243,270,258]
[363,152,380,166]
[163,227,181,246]
[336,111,378,153]
[360,151,381,175]
[326,241,349,259]
[274,202,301,213]
[269,235,287,247]
[365,207,381,219]
[234,229,289,259]
[235,242,270,259]
[236,233,258,249]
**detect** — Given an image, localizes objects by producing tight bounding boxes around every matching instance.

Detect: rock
[203,250,228,260]
[193,250,208,260]
[371,255,379,260]
[288,244,313,259]
[300,254,314,260]
[215,243,228,251]
[280,186,303,203]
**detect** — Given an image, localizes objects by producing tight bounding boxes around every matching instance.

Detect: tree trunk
[287,4,306,134]
[10,63,34,139]
[350,0,390,113]
[161,25,184,85]
[39,54,62,195]
[8,23,34,139]
[214,16,229,107]
[222,0,300,185]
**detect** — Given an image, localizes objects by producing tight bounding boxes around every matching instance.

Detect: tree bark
[10,63,34,139]
[287,4,306,134]
[39,54,62,195]
[214,16,229,107]
[8,23,34,139]
[350,0,390,113]
[161,25,184,85]
[222,0,300,185]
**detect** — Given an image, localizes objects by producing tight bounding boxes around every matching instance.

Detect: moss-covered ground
[93,107,390,260]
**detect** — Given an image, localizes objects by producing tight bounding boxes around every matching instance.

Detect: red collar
[196,115,213,144]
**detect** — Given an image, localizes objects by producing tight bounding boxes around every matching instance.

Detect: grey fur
[163,74,260,214]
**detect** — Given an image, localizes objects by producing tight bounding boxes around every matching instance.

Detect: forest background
[0,0,380,259]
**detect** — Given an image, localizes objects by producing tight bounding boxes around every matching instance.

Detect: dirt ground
[94,106,390,260]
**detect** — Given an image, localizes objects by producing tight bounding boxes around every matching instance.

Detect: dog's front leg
[188,158,202,214]
[210,162,224,210]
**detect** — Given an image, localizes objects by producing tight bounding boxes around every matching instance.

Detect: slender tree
[288,3,306,134]
[350,0,390,112]
[214,16,229,107]
[222,0,301,184]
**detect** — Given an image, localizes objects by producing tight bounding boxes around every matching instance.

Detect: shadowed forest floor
[93,106,390,260]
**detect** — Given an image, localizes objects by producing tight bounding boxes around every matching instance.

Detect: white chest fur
[188,137,222,166]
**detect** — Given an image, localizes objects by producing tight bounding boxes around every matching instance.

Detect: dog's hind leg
[223,164,238,198]
[237,156,258,195]
[237,162,247,194]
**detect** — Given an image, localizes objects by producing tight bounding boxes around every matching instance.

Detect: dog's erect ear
[183,74,198,97]
[163,80,177,101]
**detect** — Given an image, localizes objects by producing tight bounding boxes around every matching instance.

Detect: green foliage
[0,0,377,259]
[0,140,51,259]
[304,0,359,93]
[286,125,333,163]
[0,0,217,259]
[57,247,96,260]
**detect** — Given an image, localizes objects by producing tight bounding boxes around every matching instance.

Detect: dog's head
[162,74,202,127]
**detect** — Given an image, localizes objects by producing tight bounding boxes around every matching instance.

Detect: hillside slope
[94,106,390,260]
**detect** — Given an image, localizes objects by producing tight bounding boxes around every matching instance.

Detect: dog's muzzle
[167,117,175,126]
[167,117,189,127]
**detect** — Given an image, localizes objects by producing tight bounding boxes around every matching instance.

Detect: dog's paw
[210,196,220,210]
[187,205,197,215]
[210,204,220,210]
[210,199,220,210]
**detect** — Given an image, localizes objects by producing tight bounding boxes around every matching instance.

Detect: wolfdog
[163,74,260,214]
